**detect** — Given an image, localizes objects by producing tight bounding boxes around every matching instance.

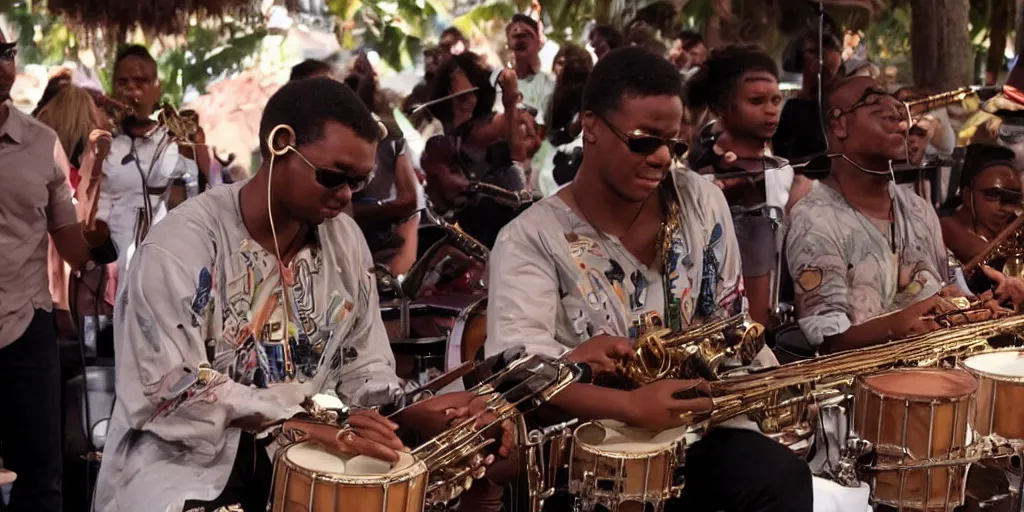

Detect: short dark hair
[114,45,157,75]
[960,144,1017,189]
[685,44,778,110]
[783,30,842,73]
[258,77,381,157]
[582,46,682,117]
[589,25,624,49]
[290,59,332,82]
[506,14,540,35]
[676,30,703,50]
[439,27,468,46]
[428,51,496,126]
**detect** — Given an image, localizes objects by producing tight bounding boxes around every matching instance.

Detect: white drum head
[963,350,1024,378]
[311,393,345,410]
[286,442,416,476]
[576,420,688,453]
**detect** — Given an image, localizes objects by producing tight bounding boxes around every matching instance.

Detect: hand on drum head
[981,266,1024,311]
[286,410,405,463]
[566,335,634,375]
[626,379,713,431]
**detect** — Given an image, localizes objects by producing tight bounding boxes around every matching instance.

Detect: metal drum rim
[960,348,1024,384]
[571,421,688,459]
[280,442,429,486]
[854,367,979,401]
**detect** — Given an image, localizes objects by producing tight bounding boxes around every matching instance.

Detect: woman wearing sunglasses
[941,144,1024,304]
[686,44,812,329]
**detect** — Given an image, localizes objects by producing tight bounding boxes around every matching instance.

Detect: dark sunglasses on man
[599,115,689,158]
[0,42,17,61]
[287,146,376,192]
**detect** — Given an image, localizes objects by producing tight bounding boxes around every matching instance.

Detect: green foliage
[155,22,267,106]
[864,1,911,81]
[7,2,76,66]
[328,0,448,71]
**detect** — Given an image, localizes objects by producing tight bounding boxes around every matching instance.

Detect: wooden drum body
[568,420,688,512]
[272,442,428,512]
[853,368,979,511]
[961,349,1024,441]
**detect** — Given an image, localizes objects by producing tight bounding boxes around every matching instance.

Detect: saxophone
[422,205,489,263]
[676,314,1024,433]
[618,313,766,384]
[465,181,534,210]
[616,179,767,385]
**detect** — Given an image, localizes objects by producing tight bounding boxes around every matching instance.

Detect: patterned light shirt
[486,168,775,371]
[95,182,402,512]
[785,181,948,348]
[97,127,198,278]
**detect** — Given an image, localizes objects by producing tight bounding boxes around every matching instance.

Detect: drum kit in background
[374,182,528,390]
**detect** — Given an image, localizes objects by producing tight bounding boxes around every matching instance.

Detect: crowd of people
[2,10,1024,512]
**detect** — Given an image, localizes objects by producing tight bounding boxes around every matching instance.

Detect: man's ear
[582,111,598,144]
[829,111,849,141]
[268,125,297,155]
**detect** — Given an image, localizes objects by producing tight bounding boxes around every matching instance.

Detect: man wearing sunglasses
[486,47,813,511]
[784,76,989,357]
[95,78,512,512]
[0,28,111,512]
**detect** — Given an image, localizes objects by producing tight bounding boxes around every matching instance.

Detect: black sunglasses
[288,146,375,192]
[978,187,1023,206]
[0,42,16,61]
[599,116,688,158]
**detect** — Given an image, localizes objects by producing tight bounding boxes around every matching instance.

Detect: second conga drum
[853,368,978,511]
[272,441,428,512]
[961,349,1024,441]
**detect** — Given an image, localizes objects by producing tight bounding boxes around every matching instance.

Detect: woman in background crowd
[687,44,810,327]
[346,53,423,276]
[546,43,592,190]
[588,25,623,61]
[35,82,113,340]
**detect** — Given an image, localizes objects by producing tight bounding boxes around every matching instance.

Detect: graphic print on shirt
[697,223,724,317]
[187,267,213,327]
[194,241,356,388]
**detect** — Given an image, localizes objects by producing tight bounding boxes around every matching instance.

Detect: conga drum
[853,368,978,510]
[960,349,1024,441]
[272,441,428,512]
[567,420,688,512]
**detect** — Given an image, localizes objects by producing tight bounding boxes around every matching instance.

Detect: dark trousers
[181,433,273,512]
[674,428,814,512]
[0,310,63,512]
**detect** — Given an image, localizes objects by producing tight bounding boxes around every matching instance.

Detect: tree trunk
[705,0,734,48]
[987,0,1011,84]
[910,0,972,91]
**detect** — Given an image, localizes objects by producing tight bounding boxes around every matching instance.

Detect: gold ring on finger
[336,428,356,444]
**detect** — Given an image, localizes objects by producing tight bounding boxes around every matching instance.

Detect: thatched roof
[48,0,261,35]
